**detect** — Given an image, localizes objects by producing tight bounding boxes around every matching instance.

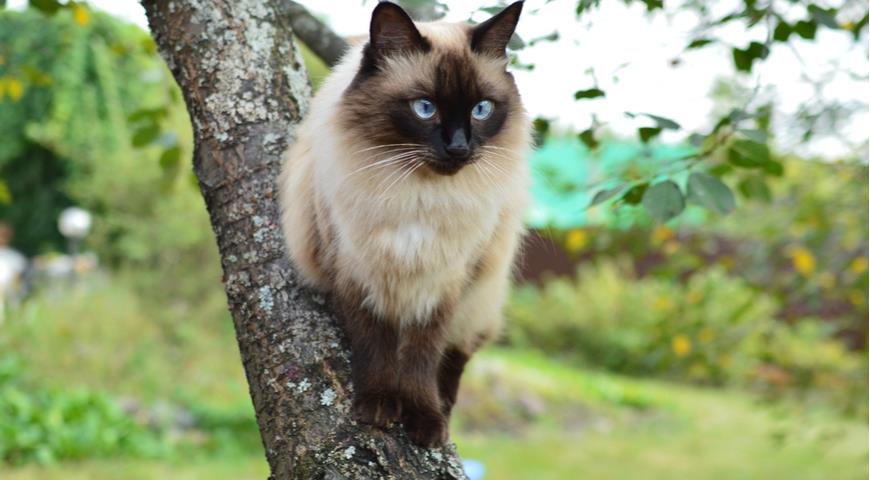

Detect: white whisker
[352,143,424,155]
[382,160,423,201]
[344,151,420,180]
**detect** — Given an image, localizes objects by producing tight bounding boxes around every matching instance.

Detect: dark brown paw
[403,408,448,448]
[354,393,402,428]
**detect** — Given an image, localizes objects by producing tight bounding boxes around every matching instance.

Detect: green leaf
[645,114,681,130]
[761,159,784,177]
[642,181,685,222]
[808,5,839,29]
[709,163,733,177]
[622,183,648,205]
[590,185,625,206]
[746,41,769,60]
[30,0,63,14]
[733,42,769,72]
[574,88,605,100]
[532,117,550,147]
[773,21,792,41]
[159,146,182,171]
[794,20,817,39]
[626,112,681,130]
[638,127,662,143]
[727,139,769,168]
[687,38,714,49]
[687,172,735,215]
[737,176,772,202]
[737,129,768,143]
[131,125,160,147]
[578,128,600,150]
[732,48,752,72]
[529,31,559,46]
[127,107,167,123]
[852,14,869,41]
[640,0,663,12]
[0,180,11,205]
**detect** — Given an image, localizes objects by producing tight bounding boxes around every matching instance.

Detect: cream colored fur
[278,22,530,351]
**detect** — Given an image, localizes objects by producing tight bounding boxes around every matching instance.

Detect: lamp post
[58,207,92,259]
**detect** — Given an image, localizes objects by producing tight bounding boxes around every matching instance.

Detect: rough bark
[140,1,468,479]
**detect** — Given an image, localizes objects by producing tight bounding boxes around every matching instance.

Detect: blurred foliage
[521,157,868,415]
[0,280,262,466]
[530,0,866,221]
[0,7,195,259]
[0,357,168,465]
[507,260,867,415]
[548,158,868,342]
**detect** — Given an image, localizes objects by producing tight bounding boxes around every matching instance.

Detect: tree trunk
[140,2,468,479]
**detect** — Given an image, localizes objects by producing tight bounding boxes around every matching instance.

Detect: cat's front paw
[353,392,402,428]
[403,408,448,448]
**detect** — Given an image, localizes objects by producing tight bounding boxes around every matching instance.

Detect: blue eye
[472,100,494,120]
[411,98,436,119]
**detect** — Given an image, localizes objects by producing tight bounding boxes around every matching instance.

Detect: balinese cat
[279,1,529,447]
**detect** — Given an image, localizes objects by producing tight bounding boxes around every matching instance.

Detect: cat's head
[341,1,526,177]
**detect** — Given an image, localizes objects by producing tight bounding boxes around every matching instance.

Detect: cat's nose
[445,129,470,160]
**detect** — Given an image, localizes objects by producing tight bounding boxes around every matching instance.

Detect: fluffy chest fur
[320,158,513,322]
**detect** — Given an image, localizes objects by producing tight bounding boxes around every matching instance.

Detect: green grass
[3,280,250,410]
[2,457,269,480]
[2,284,866,479]
[453,350,868,480]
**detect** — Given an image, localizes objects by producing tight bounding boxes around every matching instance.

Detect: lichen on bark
[140,1,468,478]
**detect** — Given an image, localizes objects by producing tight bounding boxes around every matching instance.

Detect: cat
[278,0,529,447]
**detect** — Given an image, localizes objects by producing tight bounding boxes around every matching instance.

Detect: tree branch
[140,1,468,478]
[278,1,348,67]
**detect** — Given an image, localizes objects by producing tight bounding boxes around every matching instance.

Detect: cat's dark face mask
[342,1,524,176]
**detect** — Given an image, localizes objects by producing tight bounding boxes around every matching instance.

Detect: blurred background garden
[0,0,867,479]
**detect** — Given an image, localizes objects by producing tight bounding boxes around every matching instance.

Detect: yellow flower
[848,290,866,306]
[651,225,674,244]
[718,255,735,269]
[5,77,23,102]
[672,335,692,358]
[849,257,867,275]
[565,229,588,252]
[789,247,816,277]
[73,3,91,27]
[686,289,703,304]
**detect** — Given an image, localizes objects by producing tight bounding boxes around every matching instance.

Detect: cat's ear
[471,1,524,57]
[369,2,429,60]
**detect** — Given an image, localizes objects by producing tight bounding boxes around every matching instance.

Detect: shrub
[0,357,167,465]
[506,259,866,413]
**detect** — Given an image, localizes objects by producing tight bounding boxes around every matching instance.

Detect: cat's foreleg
[336,293,403,428]
[397,308,452,447]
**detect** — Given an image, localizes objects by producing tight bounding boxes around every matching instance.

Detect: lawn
[3,345,866,479]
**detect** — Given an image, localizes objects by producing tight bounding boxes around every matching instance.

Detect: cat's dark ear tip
[506,1,525,12]
[372,1,407,17]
